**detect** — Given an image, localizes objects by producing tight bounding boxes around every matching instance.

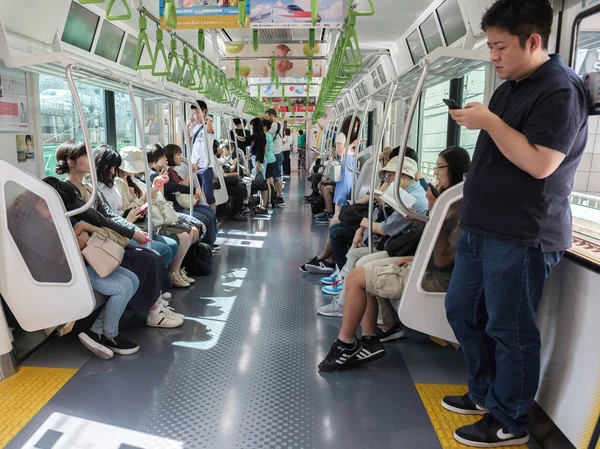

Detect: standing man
[265,108,285,206]
[442,0,588,447]
[186,100,216,213]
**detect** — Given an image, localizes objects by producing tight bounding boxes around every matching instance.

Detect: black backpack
[182,242,213,276]
[311,194,325,215]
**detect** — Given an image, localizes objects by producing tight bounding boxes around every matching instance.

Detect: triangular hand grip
[152,42,170,76]
[134,31,154,70]
[79,0,104,4]
[166,53,183,83]
[106,0,131,21]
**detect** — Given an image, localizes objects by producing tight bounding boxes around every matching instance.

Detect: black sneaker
[78,331,114,360]
[376,323,405,342]
[442,393,488,415]
[212,244,221,251]
[454,414,529,447]
[103,335,140,356]
[346,336,386,367]
[305,258,335,274]
[300,256,320,273]
[318,338,362,372]
[277,197,285,205]
[313,211,329,220]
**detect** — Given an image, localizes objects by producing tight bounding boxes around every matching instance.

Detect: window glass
[406,30,426,65]
[574,14,600,76]
[61,1,99,52]
[420,14,444,54]
[420,81,451,172]
[437,0,467,46]
[40,75,106,177]
[164,103,173,143]
[115,92,136,150]
[144,101,161,146]
[121,35,140,70]
[5,181,72,283]
[460,67,486,155]
[94,21,124,62]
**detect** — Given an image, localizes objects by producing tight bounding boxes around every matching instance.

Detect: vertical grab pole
[351,97,371,202]
[182,101,195,214]
[368,82,397,254]
[343,104,360,198]
[65,64,99,218]
[393,59,430,222]
[126,83,153,248]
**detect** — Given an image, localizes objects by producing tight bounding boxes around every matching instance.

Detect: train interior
[0,0,599,448]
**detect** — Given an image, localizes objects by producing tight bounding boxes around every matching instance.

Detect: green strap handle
[238,0,247,27]
[79,0,104,4]
[349,0,375,17]
[309,28,316,51]
[307,58,313,82]
[106,0,131,21]
[311,0,318,26]
[190,54,203,90]
[166,36,182,83]
[253,30,259,52]
[282,86,285,101]
[198,30,205,53]
[134,12,154,70]
[271,57,275,82]
[152,28,170,76]
[180,46,195,87]
[196,60,208,93]
[275,76,279,89]
[163,0,177,29]
[235,57,240,79]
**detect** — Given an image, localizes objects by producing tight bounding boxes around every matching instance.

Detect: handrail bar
[351,97,372,201]
[126,82,153,247]
[65,64,98,218]
[367,82,397,253]
[393,59,430,222]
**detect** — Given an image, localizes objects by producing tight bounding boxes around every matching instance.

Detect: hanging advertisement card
[16,135,35,162]
[251,83,320,98]
[0,67,29,132]
[159,0,251,29]
[250,0,345,28]
[225,43,324,78]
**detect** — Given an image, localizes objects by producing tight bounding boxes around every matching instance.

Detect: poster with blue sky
[250,0,344,29]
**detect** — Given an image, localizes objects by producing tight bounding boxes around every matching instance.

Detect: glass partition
[115,91,136,150]
[460,67,486,155]
[420,81,451,169]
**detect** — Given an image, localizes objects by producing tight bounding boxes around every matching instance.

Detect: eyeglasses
[434,165,448,172]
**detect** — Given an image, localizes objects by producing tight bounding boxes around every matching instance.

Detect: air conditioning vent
[377,64,387,85]
[371,69,381,89]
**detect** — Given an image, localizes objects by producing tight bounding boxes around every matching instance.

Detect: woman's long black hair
[439,146,471,188]
[339,115,362,143]
[93,145,121,189]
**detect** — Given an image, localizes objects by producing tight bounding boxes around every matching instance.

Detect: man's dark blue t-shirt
[461,54,588,252]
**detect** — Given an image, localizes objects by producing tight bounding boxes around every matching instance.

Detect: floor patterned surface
[0,367,76,447]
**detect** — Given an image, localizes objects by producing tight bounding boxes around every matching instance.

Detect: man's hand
[395,256,414,267]
[449,102,497,131]
[353,228,364,248]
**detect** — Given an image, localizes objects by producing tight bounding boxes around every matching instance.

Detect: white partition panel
[397,182,464,344]
[213,154,229,206]
[0,160,96,331]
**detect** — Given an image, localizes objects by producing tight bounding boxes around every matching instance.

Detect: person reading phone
[442,1,588,447]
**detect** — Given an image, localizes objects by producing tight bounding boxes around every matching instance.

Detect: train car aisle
[2,175,539,449]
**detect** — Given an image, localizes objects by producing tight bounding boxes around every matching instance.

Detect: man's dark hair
[43,176,78,210]
[388,146,417,163]
[265,108,277,117]
[147,143,165,165]
[196,100,208,111]
[481,0,553,50]
[299,130,304,135]
[233,118,242,126]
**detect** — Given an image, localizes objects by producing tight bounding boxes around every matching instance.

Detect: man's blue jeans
[445,231,563,434]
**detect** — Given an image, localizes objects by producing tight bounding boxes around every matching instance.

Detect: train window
[5,181,72,284]
[144,101,161,146]
[420,81,451,169]
[115,92,136,150]
[571,11,600,264]
[406,30,426,65]
[421,200,462,293]
[420,14,444,54]
[61,1,99,53]
[436,0,467,46]
[120,34,141,70]
[40,75,106,177]
[94,21,125,63]
[459,67,486,155]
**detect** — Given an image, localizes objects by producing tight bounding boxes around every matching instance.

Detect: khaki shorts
[364,262,412,300]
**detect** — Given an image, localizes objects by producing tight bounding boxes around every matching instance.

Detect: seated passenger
[219,144,249,221]
[318,147,471,371]
[163,143,219,248]
[51,143,184,329]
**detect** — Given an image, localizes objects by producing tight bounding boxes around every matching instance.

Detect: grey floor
[7,175,540,449]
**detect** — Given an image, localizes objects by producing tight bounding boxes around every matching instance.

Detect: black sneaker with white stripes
[300,256,320,273]
[442,393,489,415]
[318,338,362,372]
[346,335,386,367]
[103,335,140,355]
[453,414,529,447]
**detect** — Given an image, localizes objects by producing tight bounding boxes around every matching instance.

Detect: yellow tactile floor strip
[416,384,528,449]
[0,366,77,448]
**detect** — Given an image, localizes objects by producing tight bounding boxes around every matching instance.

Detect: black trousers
[282,151,291,175]
[225,177,247,215]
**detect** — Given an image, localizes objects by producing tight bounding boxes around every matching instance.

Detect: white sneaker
[163,305,185,321]
[170,272,190,288]
[317,299,344,317]
[146,308,184,328]
[162,292,172,301]
[179,268,195,284]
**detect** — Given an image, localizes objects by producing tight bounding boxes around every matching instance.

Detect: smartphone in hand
[442,98,461,110]
[428,183,440,198]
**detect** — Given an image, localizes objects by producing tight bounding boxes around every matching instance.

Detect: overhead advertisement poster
[252,83,320,98]
[0,67,29,132]
[159,0,251,29]
[225,43,324,78]
[250,0,345,28]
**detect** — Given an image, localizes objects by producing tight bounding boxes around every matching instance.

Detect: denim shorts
[272,153,283,179]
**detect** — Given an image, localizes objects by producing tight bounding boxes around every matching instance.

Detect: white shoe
[179,268,195,284]
[162,292,172,301]
[162,305,185,321]
[146,308,184,328]
[317,299,344,317]
[170,272,190,288]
